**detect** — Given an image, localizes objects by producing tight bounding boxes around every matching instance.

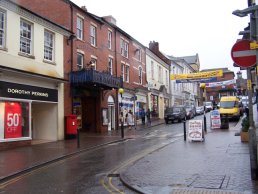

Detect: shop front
[0,80,61,150]
[70,69,122,132]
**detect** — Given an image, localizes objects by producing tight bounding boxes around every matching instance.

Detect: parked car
[196,106,204,115]
[204,101,213,112]
[185,106,195,119]
[164,106,186,124]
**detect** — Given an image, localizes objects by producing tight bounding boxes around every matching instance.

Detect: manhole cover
[190,175,226,189]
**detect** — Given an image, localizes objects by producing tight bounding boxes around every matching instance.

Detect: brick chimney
[103,15,117,26]
[149,41,159,53]
[81,6,87,12]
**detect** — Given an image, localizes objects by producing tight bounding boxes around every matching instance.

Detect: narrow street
[0,112,249,194]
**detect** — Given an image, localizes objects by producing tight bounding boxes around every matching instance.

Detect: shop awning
[70,69,123,89]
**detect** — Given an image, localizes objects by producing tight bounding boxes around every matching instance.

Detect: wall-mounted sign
[0,81,58,102]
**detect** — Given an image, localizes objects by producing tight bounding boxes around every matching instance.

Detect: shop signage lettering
[7,89,49,97]
[0,81,57,102]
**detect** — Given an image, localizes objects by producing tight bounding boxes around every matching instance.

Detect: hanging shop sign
[210,110,221,129]
[205,79,235,88]
[171,70,223,80]
[176,77,217,83]
[0,81,58,102]
[188,120,204,141]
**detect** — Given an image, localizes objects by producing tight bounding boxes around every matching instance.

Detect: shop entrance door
[108,105,115,131]
[107,96,115,131]
[82,97,96,132]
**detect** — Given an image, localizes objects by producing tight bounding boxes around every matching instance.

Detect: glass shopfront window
[0,100,30,141]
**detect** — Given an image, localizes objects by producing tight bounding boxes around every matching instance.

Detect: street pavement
[0,107,258,194]
[120,107,258,194]
[0,118,164,183]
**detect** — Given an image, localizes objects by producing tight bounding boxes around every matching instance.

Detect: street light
[199,83,207,132]
[118,88,124,139]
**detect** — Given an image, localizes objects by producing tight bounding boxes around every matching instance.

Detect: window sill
[43,59,56,65]
[18,52,35,59]
[91,44,97,48]
[77,38,85,43]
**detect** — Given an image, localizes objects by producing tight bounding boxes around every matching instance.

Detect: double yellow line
[100,176,125,194]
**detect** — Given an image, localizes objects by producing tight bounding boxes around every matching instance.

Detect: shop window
[0,101,30,140]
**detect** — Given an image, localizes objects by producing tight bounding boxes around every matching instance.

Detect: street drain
[189,175,226,189]
[107,173,120,177]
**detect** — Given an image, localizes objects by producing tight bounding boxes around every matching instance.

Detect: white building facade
[146,48,170,119]
[169,57,198,106]
[0,0,71,148]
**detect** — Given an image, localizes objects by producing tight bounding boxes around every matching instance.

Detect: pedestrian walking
[141,108,146,124]
[146,108,151,127]
[126,110,133,129]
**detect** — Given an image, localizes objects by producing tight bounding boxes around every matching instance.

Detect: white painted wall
[0,6,64,79]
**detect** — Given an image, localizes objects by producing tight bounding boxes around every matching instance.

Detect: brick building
[13,0,148,133]
[201,68,236,104]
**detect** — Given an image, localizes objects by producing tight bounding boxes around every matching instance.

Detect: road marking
[0,159,66,189]
[100,179,115,194]
[100,177,125,194]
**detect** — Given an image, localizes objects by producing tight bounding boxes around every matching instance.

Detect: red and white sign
[188,120,203,141]
[210,110,221,129]
[4,102,22,138]
[231,40,256,68]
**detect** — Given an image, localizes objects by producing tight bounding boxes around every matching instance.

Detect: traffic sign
[231,39,256,68]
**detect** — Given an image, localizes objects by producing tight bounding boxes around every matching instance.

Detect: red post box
[65,115,77,139]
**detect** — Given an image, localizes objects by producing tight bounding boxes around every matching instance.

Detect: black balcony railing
[70,69,122,89]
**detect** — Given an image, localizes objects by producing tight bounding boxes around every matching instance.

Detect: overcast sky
[71,0,250,78]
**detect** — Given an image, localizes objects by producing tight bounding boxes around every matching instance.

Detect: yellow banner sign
[170,70,223,80]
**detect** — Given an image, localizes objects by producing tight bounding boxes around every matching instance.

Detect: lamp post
[233,4,258,180]
[118,88,124,139]
[200,83,207,132]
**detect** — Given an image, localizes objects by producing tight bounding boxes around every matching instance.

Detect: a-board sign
[188,120,203,141]
[210,110,221,129]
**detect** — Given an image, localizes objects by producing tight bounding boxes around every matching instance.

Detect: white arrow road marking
[233,50,256,57]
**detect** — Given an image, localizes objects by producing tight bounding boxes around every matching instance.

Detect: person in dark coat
[146,108,151,126]
[141,108,146,124]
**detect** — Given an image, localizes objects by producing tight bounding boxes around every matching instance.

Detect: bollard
[183,120,186,141]
[77,128,80,148]
[203,114,207,132]
[121,121,124,139]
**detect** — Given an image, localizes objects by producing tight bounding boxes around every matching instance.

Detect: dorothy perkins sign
[0,81,58,102]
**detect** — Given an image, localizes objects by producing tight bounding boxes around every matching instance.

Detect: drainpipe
[70,4,74,115]
[114,29,119,130]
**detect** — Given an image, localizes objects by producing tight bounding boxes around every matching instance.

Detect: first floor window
[139,67,142,84]
[0,9,6,48]
[20,20,32,55]
[44,30,54,61]
[108,57,113,75]
[77,53,84,70]
[125,65,129,82]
